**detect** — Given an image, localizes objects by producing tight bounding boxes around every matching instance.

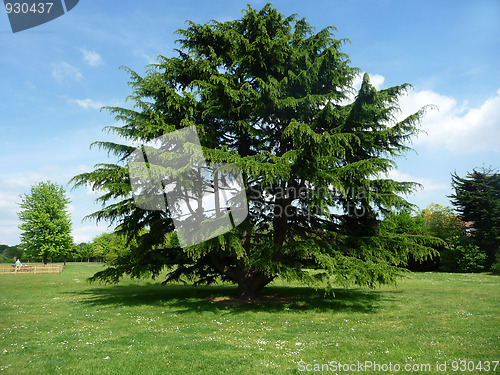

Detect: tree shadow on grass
[70,282,397,314]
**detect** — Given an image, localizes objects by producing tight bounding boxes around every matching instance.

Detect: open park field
[1,264,499,374]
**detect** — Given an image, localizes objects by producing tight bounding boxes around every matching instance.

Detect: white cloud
[386,170,449,198]
[379,169,451,211]
[352,72,385,91]
[0,220,20,246]
[347,72,500,154]
[0,190,22,245]
[3,174,47,189]
[81,49,104,67]
[1,165,90,189]
[73,223,112,243]
[397,88,500,154]
[0,192,19,212]
[70,98,106,110]
[67,97,122,110]
[338,72,386,105]
[133,50,157,64]
[52,62,82,83]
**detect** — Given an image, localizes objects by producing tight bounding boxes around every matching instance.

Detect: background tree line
[1,232,132,264]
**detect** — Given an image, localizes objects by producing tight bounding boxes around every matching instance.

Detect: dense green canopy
[72,4,437,299]
[18,181,73,264]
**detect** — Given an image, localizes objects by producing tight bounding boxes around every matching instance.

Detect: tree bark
[236,272,274,301]
[208,252,273,300]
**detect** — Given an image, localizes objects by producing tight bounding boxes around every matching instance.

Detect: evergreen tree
[17,181,73,264]
[449,168,500,269]
[72,4,436,299]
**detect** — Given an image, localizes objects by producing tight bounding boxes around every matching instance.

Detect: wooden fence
[0,265,64,274]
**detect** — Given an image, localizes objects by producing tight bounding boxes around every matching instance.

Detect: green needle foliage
[72,4,437,299]
[450,167,500,269]
[17,181,73,264]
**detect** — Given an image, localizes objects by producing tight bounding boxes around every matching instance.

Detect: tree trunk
[236,272,274,301]
[208,252,273,301]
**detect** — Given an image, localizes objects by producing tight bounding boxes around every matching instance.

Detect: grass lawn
[0,263,499,374]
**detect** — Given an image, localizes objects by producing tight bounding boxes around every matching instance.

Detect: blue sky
[1,0,499,245]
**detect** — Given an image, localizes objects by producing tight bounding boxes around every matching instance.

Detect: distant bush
[440,236,487,273]
[491,253,500,275]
